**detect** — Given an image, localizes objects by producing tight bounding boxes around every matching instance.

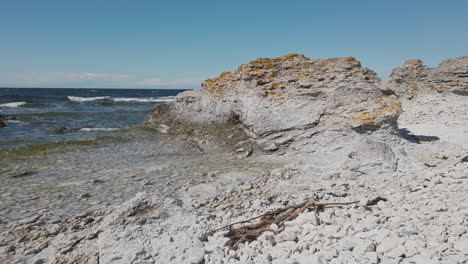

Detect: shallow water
[0,88,288,233]
[0,129,287,232]
[0,88,184,149]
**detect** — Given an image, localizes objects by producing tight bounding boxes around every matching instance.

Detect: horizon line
[0,86,194,90]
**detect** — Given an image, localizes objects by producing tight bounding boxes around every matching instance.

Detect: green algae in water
[0,136,127,163]
[0,126,165,164]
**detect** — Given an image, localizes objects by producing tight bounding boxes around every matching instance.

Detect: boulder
[388,56,468,96]
[343,139,398,174]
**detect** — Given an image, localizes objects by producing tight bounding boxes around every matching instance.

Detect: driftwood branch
[209,199,358,251]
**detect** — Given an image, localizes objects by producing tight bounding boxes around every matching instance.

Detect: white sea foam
[80,127,119,132]
[67,96,110,102]
[111,96,176,103]
[67,96,175,103]
[0,102,27,108]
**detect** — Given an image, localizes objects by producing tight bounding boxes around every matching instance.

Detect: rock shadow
[399,128,440,144]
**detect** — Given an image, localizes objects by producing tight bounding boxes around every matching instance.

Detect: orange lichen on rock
[245,53,308,70]
[204,71,235,94]
[236,64,247,73]
[351,96,401,127]
[202,53,374,96]
[404,59,423,67]
[344,56,358,62]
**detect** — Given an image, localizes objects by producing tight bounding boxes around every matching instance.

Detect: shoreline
[1,55,467,264]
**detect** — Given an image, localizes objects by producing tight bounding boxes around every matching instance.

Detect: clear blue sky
[1,0,467,88]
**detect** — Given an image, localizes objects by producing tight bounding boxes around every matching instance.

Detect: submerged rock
[0,114,16,128]
[46,125,95,134]
[388,56,468,96]
[145,54,401,152]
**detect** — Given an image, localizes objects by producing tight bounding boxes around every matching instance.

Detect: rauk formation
[146,54,400,145]
[388,57,468,96]
[2,54,468,264]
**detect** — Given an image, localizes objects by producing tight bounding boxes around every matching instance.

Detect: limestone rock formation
[388,56,468,96]
[145,54,401,151]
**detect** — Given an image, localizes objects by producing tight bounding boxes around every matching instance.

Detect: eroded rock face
[145,54,401,148]
[388,56,468,96]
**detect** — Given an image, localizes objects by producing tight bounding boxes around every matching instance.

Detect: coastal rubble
[1,54,467,264]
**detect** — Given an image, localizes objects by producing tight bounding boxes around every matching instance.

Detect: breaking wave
[67,96,175,103]
[67,96,110,102]
[111,96,175,103]
[0,102,27,108]
[80,127,119,132]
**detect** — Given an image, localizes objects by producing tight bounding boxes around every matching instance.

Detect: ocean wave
[80,127,119,132]
[67,96,110,102]
[5,120,23,123]
[0,102,27,108]
[66,96,175,103]
[111,96,175,103]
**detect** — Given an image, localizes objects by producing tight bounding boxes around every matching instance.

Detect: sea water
[0,88,184,150]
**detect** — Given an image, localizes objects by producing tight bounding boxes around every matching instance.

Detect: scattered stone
[263,143,279,152]
[276,231,297,242]
[188,247,206,264]
[461,155,468,162]
[366,197,388,206]
[298,254,323,264]
[158,124,170,133]
[365,252,379,263]
[453,238,468,253]
[90,179,105,184]
[377,236,401,253]
[80,193,91,199]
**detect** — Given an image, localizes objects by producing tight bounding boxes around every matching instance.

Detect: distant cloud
[0,71,201,88]
[135,78,163,86]
[65,72,132,81]
[135,78,201,87]
[1,72,132,86]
